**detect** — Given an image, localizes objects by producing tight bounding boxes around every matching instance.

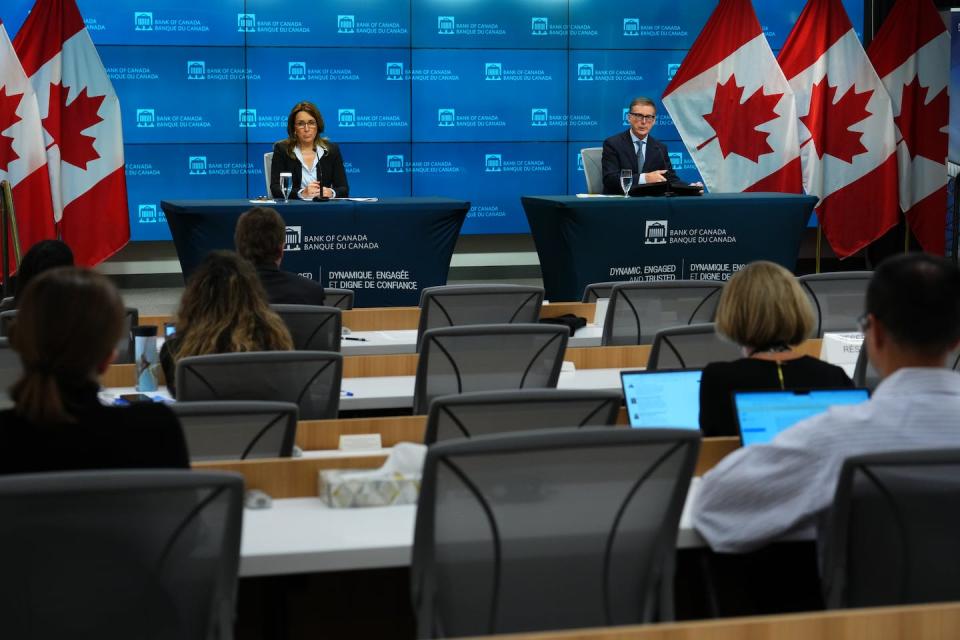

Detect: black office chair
[601,281,722,346]
[424,388,620,444]
[171,401,298,460]
[646,323,741,370]
[416,284,545,351]
[853,344,960,390]
[412,427,700,637]
[581,281,618,303]
[0,470,243,639]
[271,304,342,351]
[798,272,872,338]
[323,288,354,310]
[0,337,21,410]
[821,449,960,609]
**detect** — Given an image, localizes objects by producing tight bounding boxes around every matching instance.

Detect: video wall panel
[1,0,864,241]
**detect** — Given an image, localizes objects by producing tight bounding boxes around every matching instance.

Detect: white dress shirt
[693,367,960,553]
[294,145,336,198]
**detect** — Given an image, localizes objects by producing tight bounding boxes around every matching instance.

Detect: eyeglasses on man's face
[628,113,656,123]
[295,120,317,129]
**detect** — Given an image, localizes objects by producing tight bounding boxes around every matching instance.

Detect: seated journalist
[695,253,960,553]
[0,239,74,312]
[0,267,188,474]
[699,261,852,437]
[235,206,325,306]
[161,251,293,397]
[601,96,701,195]
[270,100,349,200]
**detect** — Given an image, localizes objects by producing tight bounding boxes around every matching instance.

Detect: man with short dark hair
[234,207,325,306]
[601,96,677,195]
[694,253,960,553]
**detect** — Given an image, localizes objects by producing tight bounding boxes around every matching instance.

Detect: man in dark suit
[234,206,326,306]
[601,96,679,195]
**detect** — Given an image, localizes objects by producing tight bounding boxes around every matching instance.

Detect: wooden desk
[466,601,960,640]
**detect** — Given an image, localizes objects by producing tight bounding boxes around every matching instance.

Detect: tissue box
[820,332,864,366]
[319,470,420,508]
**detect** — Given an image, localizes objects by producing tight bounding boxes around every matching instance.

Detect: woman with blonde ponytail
[0,268,188,473]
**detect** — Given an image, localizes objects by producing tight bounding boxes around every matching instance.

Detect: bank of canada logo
[284,226,302,252]
[134,12,153,31]
[577,63,594,81]
[669,152,683,169]
[438,108,455,127]
[484,63,502,81]
[138,204,158,221]
[386,62,404,80]
[576,154,584,171]
[622,108,630,126]
[188,156,207,175]
[645,220,668,245]
[438,16,455,34]
[531,108,548,127]
[288,62,306,81]
[186,60,205,80]
[667,63,681,80]
[136,108,155,128]
[338,109,356,127]
[386,154,404,173]
[238,109,257,127]
[532,17,548,35]
[484,154,502,172]
[623,18,639,36]
[237,14,256,32]
[337,15,355,33]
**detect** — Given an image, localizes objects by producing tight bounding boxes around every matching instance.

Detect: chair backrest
[0,337,21,410]
[601,281,723,346]
[417,285,545,351]
[323,288,354,310]
[412,427,700,637]
[114,307,140,365]
[176,351,342,420]
[424,388,621,444]
[821,449,960,609]
[854,345,960,390]
[171,401,298,461]
[272,304,342,351]
[798,272,872,338]
[647,323,741,370]
[580,147,604,194]
[414,324,568,415]
[582,281,619,303]
[263,151,273,194]
[0,470,243,639]
[0,309,14,337]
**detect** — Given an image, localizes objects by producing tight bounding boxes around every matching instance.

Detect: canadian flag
[779,0,899,258]
[13,0,129,266]
[0,19,56,269]
[663,0,802,194]
[867,0,948,255]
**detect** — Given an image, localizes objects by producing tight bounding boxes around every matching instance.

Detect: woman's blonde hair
[11,267,125,423]
[171,251,293,361]
[715,261,814,350]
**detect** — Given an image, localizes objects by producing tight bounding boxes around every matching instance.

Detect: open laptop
[734,388,870,446]
[620,369,702,430]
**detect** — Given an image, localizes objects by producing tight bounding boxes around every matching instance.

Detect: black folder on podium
[629,182,703,197]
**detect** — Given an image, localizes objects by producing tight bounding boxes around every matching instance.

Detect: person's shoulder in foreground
[694,253,960,553]
[257,265,326,306]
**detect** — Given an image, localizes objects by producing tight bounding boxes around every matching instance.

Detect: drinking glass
[620,169,633,197]
[280,172,293,203]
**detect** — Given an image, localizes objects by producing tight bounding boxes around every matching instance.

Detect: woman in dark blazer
[270,101,349,199]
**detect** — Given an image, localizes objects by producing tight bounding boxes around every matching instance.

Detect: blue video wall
[2,0,863,240]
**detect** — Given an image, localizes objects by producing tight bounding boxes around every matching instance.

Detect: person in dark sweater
[234,206,326,306]
[0,239,74,312]
[0,267,188,474]
[699,261,852,437]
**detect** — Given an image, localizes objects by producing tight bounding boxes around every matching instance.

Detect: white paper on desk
[820,332,864,366]
[336,197,379,202]
[249,199,277,204]
[576,193,622,198]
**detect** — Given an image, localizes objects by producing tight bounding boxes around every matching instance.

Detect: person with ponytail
[0,267,188,473]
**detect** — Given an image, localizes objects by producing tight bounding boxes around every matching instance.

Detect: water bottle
[133,325,159,392]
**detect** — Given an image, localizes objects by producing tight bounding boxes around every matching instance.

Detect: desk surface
[239,478,703,577]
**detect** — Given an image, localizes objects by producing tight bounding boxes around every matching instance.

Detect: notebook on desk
[620,369,702,430]
[734,388,870,446]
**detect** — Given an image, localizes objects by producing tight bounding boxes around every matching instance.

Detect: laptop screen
[734,388,870,446]
[620,369,702,430]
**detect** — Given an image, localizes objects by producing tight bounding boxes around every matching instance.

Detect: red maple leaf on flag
[800,79,873,163]
[0,86,24,172]
[696,74,783,163]
[43,82,104,170]
[895,78,947,163]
